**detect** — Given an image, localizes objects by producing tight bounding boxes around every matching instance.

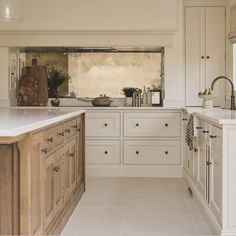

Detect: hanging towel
[185,114,194,151]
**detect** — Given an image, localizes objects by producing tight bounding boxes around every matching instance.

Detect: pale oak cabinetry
[185,6,225,106]
[0,112,85,236]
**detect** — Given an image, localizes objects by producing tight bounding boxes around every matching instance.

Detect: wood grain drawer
[124,140,180,165]
[124,112,181,137]
[64,119,77,139]
[86,140,120,165]
[86,112,120,137]
[45,124,64,152]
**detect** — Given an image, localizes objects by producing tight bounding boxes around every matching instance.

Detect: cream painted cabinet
[196,119,209,200]
[209,125,222,224]
[86,109,182,175]
[185,6,226,106]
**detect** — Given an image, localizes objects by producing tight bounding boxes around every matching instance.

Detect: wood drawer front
[124,112,181,137]
[45,124,64,152]
[64,119,77,139]
[86,140,120,165]
[86,112,120,137]
[124,140,180,165]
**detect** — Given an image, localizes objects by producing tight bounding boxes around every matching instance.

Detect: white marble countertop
[0,107,85,137]
[183,107,236,125]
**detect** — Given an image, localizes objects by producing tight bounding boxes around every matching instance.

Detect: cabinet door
[30,131,44,235]
[76,118,83,187]
[185,7,205,106]
[64,138,77,200]
[205,7,225,107]
[53,148,63,217]
[185,7,226,107]
[44,153,54,229]
[197,120,209,200]
[209,125,222,224]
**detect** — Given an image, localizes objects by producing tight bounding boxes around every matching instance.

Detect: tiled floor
[61,177,215,236]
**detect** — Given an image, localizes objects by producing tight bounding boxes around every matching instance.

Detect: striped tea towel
[185,114,194,151]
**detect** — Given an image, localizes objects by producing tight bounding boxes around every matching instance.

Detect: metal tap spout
[210,76,235,110]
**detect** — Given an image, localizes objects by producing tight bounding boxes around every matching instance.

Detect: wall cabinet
[185,6,226,106]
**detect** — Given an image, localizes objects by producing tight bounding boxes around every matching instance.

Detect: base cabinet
[185,115,222,228]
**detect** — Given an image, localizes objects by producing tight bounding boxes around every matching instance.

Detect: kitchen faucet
[211,76,236,110]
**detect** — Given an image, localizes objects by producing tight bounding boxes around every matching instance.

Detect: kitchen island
[0,107,85,235]
[182,107,236,236]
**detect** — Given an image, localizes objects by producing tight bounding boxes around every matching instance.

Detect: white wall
[0,0,231,107]
[0,48,9,105]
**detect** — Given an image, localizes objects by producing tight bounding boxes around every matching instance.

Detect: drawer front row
[124,140,180,165]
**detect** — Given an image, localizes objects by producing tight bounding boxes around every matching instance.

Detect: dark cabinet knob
[206,56,210,59]
[207,161,212,166]
[136,123,139,127]
[47,137,54,143]
[41,148,47,154]
[65,129,71,133]
[104,123,108,127]
[165,123,168,127]
[203,130,209,133]
[59,132,64,136]
[201,56,205,59]
[69,152,75,157]
[196,126,202,130]
[210,135,217,139]
[182,118,188,121]
[104,151,108,154]
[194,148,198,152]
[136,151,139,155]
[53,166,60,172]
[165,151,168,155]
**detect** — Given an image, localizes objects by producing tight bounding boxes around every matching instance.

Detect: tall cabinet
[185,6,226,106]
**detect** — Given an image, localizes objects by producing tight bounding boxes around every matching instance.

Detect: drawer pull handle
[203,130,209,133]
[69,153,75,157]
[136,123,139,127]
[210,135,217,139]
[196,126,202,130]
[53,166,60,172]
[65,129,71,133]
[207,161,212,166]
[104,123,108,127]
[194,148,198,152]
[165,123,168,127]
[59,132,64,136]
[165,151,168,155]
[182,118,188,121]
[41,148,47,154]
[47,137,54,143]
[136,151,139,155]
[104,151,108,154]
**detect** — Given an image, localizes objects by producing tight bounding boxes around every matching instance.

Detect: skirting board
[86,166,183,177]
